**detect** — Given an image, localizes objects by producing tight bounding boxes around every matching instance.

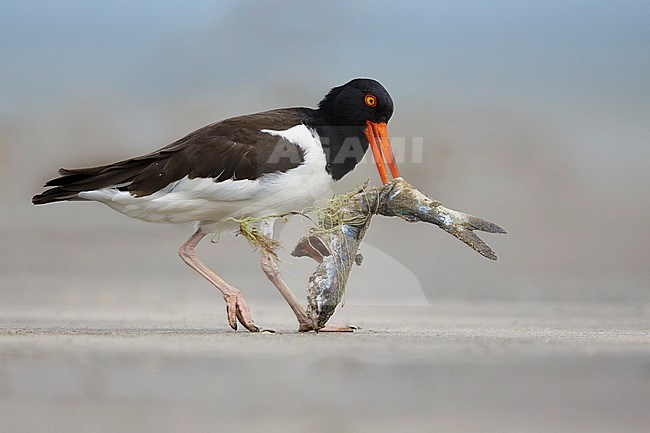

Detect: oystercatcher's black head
[317,78,394,126]
[315,78,399,184]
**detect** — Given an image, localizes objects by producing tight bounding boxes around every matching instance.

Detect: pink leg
[258,220,314,331]
[179,229,259,332]
[261,251,313,331]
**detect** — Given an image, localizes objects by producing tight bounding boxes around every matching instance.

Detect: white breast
[78,124,334,229]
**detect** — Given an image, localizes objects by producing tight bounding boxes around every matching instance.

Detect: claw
[224,292,258,332]
[235,296,258,332]
[236,307,259,332]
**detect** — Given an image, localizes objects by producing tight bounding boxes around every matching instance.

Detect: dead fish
[291,189,376,329]
[292,178,506,330]
[292,230,361,328]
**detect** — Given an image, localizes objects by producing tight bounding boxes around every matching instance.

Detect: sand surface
[1,303,648,433]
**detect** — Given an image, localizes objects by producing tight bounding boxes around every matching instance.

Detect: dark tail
[32,159,151,205]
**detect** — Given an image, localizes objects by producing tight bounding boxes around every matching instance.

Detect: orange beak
[365,121,400,184]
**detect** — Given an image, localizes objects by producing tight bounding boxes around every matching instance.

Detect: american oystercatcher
[32,78,400,331]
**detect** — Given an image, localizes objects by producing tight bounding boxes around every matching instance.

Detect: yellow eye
[364,94,377,107]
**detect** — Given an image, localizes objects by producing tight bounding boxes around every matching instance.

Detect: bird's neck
[306,110,369,181]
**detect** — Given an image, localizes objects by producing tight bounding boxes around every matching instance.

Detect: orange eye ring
[364,94,377,107]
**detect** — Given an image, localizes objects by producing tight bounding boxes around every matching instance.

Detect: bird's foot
[224,291,259,332]
[299,322,356,332]
[298,320,314,332]
[317,323,356,332]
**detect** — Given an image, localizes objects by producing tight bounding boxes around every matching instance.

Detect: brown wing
[32,109,307,204]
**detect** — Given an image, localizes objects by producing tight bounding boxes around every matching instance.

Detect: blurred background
[1,2,649,432]
[1,0,648,310]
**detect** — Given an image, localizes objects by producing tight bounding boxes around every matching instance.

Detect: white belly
[78,124,333,229]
